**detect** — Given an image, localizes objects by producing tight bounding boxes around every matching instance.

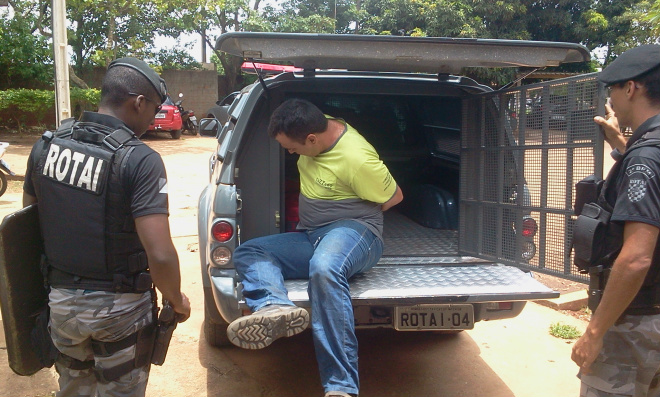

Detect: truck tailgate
[282,256,558,306]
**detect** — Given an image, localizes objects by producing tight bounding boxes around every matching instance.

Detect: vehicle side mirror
[199,118,220,137]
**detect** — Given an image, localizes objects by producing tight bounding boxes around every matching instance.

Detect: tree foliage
[66,0,195,71]
[0,1,53,89]
[0,0,659,91]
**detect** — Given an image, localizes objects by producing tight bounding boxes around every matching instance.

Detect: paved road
[0,134,588,397]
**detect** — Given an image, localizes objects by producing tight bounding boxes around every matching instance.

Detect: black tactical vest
[573,123,660,312]
[32,119,148,287]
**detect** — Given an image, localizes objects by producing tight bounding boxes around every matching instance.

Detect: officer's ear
[131,95,146,114]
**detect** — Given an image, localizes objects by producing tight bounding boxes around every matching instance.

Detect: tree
[2,0,658,92]
[0,1,53,89]
[649,0,660,30]
[576,0,658,65]
[153,46,203,70]
[158,0,273,93]
[67,0,172,71]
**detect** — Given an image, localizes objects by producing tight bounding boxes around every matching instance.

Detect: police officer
[22,57,191,397]
[571,45,660,396]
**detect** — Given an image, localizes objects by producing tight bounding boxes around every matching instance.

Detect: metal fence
[460,73,605,282]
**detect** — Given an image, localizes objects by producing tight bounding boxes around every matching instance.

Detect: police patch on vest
[628,179,648,202]
[626,163,656,179]
[625,164,655,203]
[42,142,107,194]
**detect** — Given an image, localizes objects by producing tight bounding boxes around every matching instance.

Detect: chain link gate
[460,73,605,282]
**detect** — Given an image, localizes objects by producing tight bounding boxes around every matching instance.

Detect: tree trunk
[106,15,116,66]
[68,65,89,89]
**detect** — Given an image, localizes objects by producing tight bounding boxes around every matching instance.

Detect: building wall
[80,67,220,118]
[161,69,219,118]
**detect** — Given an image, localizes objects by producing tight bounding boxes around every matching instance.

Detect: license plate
[189,116,197,121]
[155,113,166,119]
[395,304,474,331]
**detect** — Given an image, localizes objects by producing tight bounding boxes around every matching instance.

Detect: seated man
[227,98,403,397]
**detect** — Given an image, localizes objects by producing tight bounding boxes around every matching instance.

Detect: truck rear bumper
[209,268,242,323]
[212,257,558,326]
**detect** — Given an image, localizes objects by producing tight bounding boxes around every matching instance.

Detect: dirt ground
[0,130,589,397]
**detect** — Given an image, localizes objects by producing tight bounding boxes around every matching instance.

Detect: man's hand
[571,330,603,374]
[594,101,626,152]
[173,292,191,322]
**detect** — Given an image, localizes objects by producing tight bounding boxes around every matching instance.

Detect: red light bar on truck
[241,62,303,75]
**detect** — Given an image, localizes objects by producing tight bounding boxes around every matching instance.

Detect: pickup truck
[198,33,599,346]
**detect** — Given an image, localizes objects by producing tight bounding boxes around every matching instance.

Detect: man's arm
[135,213,191,322]
[571,221,658,372]
[382,185,403,211]
[23,192,37,207]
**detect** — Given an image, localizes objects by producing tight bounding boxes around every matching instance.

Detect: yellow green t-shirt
[296,118,398,240]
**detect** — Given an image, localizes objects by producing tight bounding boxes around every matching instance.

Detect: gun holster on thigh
[91,322,157,383]
[56,353,95,371]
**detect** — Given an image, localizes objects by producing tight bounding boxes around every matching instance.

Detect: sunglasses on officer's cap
[108,57,168,103]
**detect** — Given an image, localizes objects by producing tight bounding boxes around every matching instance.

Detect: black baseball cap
[599,44,660,85]
[108,57,168,102]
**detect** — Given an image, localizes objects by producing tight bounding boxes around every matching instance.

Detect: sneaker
[324,392,355,397]
[227,304,310,349]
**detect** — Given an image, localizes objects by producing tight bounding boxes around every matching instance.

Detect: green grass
[549,322,582,339]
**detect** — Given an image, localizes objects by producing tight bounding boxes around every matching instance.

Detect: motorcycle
[176,93,198,135]
[0,142,15,197]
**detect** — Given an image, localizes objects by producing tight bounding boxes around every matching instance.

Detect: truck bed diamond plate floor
[382,211,458,256]
[283,262,558,306]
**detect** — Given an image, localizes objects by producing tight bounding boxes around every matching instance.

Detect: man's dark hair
[635,65,660,106]
[100,66,158,108]
[267,99,328,144]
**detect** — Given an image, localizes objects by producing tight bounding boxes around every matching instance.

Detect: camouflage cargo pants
[580,313,660,397]
[49,288,154,397]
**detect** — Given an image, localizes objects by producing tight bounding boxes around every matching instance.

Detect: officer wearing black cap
[571,45,660,396]
[22,57,191,397]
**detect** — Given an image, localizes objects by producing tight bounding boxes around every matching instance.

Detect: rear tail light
[211,221,233,242]
[521,241,536,261]
[211,246,231,266]
[522,217,537,237]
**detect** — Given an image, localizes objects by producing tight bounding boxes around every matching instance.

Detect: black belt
[48,268,152,293]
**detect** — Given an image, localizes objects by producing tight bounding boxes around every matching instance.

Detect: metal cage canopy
[460,73,605,282]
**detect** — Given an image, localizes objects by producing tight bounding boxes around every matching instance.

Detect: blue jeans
[234,220,383,395]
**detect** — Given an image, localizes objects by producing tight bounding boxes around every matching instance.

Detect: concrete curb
[534,289,588,311]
